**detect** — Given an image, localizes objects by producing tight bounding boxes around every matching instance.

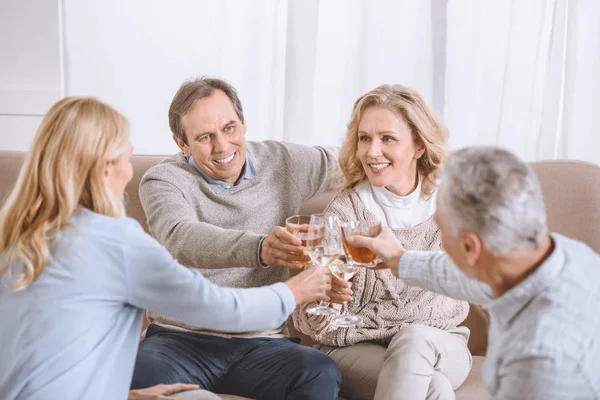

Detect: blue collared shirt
[187,153,257,194]
[399,234,600,399]
[187,153,268,268]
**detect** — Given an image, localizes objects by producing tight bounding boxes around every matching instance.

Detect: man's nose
[212,133,228,153]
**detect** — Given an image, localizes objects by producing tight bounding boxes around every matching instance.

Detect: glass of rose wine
[303,214,342,316]
[285,215,317,267]
[341,220,382,268]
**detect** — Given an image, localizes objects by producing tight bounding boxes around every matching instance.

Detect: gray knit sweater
[292,189,469,347]
[139,140,338,338]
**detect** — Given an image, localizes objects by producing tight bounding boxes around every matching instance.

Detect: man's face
[175,90,247,184]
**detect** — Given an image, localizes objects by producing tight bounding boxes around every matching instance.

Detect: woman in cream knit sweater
[292,84,471,400]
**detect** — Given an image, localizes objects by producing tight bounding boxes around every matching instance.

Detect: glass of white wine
[329,261,363,328]
[305,214,342,316]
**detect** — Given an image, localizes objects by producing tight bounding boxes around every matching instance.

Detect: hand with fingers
[345,227,407,278]
[128,383,201,400]
[285,266,333,304]
[327,273,353,304]
[260,226,310,269]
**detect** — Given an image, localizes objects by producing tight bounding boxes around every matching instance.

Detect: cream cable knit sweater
[292,189,469,347]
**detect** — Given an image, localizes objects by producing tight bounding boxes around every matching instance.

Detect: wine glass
[329,261,363,328]
[285,215,313,267]
[341,220,382,268]
[304,214,343,316]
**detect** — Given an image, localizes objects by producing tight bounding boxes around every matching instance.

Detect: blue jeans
[131,324,341,400]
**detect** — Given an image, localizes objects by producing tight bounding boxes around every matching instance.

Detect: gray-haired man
[348,146,600,400]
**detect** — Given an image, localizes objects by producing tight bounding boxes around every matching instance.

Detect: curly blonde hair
[339,84,448,198]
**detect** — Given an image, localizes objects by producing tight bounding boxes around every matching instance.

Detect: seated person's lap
[316,342,385,400]
[316,325,471,400]
[132,324,341,399]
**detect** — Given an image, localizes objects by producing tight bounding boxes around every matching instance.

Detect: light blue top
[0,209,296,400]
[400,234,600,400]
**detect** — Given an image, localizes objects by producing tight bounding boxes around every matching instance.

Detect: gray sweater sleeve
[280,143,339,200]
[122,218,296,332]
[400,251,496,305]
[139,173,265,269]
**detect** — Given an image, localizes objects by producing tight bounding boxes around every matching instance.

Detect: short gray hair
[168,76,244,144]
[439,146,547,254]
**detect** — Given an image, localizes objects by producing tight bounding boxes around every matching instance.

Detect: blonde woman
[0,97,332,400]
[293,85,471,400]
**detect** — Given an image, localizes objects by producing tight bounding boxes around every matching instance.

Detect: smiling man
[131,77,345,399]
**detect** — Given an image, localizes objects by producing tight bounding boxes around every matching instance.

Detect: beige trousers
[316,325,472,400]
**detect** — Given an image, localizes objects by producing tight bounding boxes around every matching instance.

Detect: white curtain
[63,0,600,163]
[444,0,600,162]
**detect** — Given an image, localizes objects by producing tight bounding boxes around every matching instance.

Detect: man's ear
[241,120,247,136]
[173,135,190,156]
[459,230,482,267]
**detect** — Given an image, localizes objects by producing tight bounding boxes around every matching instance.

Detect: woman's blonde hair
[0,96,130,290]
[339,84,448,197]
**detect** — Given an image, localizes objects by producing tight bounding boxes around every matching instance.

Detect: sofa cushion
[531,160,600,253]
[127,155,169,233]
[454,356,487,400]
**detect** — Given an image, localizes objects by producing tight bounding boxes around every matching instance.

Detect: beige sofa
[2,150,599,400]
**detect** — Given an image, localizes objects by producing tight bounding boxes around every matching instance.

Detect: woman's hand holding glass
[284,266,333,305]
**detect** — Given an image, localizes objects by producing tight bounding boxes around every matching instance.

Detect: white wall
[0,0,62,151]
[1,1,599,164]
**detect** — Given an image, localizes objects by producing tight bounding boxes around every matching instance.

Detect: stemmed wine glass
[328,260,363,328]
[304,214,343,316]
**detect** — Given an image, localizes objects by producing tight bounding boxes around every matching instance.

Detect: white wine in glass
[329,261,358,282]
[329,261,363,328]
[305,214,342,316]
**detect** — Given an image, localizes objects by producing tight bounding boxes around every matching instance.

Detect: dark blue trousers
[131,324,341,400]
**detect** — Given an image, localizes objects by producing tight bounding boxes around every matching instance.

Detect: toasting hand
[327,273,353,304]
[260,226,310,270]
[285,266,333,304]
[345,227,406,278]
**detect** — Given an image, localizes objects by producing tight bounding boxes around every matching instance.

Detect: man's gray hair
[439,146,547,254]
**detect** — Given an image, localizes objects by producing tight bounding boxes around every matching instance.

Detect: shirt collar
[486,234,566,328]
[187,152,256,194]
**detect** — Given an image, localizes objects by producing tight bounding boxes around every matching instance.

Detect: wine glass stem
[340,278,353,315]
[309,260,331,308]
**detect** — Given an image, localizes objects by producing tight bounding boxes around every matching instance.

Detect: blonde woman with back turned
[0,97,332,400]
[293,84,471,400]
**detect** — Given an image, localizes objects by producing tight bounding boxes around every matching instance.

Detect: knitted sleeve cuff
[257,235,270,269]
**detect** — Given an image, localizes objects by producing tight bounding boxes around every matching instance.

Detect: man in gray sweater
[131,77,345,399]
